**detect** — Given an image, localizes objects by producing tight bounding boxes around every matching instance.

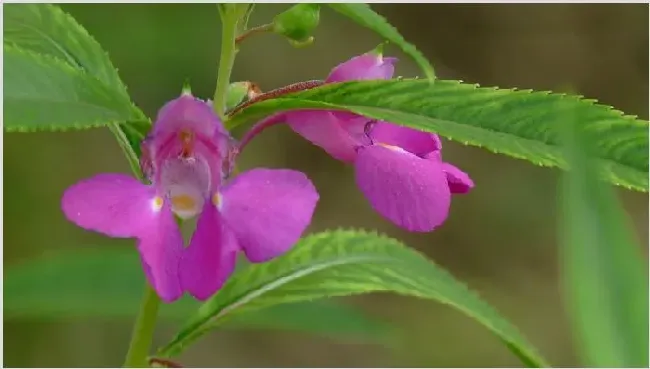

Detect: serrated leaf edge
[159,228,548,367]
[227,78,648,192]
[3,44,143,132]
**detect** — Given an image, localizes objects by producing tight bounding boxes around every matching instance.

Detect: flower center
[160,157,211,219]
[178,129,195,158]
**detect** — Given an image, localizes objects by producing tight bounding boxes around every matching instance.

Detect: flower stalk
[235,23,273,45]
[213,6,241,120]
[123,284,161,368]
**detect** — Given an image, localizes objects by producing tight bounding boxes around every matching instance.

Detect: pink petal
[137,202,184,303]
[145,94,230,190]
[221,169,319,263]
[354,145,451,232]
[286,110,364,163]
[62,173,184,302]
[154,94,226,138]
[370,122,441,156]
[180,202,238,301]
[442,162,475,194]
[326,54,397,83]
[61,174,156,238]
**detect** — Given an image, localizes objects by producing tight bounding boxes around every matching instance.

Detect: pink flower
[62,93,319,302]
[243,53,473,232]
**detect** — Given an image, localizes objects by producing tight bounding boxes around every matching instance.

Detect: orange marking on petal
[171,194,197,212]
[178,129,195,158]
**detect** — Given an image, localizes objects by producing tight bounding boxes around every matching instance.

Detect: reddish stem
[229,80,326,154]
[227,80,324,117]
[235,23,273,45]
[149,358,184,368]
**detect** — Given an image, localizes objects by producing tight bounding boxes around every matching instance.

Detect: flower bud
[225,81,261,112]
[272,4,320,46]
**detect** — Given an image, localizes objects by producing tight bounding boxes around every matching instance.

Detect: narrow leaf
[3,46,141,131]
[328,4,435,80]
[559,108,649,366]
[227,79,649,192]
[3,249,388,341]
[158,230,548,367]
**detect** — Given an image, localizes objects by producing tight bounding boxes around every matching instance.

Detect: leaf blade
[3,46,141,131]
[4,3,129,98]
[3,248,390,342]
[559,107,649,366]
[328,4,435,80]
[159,230,548,367]
[3,3,150,160]
[227,79,649,192]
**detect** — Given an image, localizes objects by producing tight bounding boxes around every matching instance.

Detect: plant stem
[235,23,272,45]
[123,284,161,368]
[213,8,240,120]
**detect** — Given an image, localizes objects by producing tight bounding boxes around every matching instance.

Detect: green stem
[213,8,240,120]
[123,284,161,368]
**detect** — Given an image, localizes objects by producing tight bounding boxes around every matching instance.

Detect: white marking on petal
[160,157,212,219]
[151,196,164,212]
[376,142,409,154]
[211,192,224,211]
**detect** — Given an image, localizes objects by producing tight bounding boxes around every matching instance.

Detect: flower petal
[442,162,474,194]
[354,145,451,232]
[137,202,184,303]
[180,202,238,300]
[370,122,441,156]
[61,174,155,238]
[62,174,184,302]
[222,169,319,263]
[146,94,230,190]
[159,157,211,219]
[154,94,226,138]
[326,54,397,83]
[287,110,364,163]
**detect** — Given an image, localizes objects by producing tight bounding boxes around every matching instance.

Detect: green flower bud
[272,4,320,45]
[225,81,260,112]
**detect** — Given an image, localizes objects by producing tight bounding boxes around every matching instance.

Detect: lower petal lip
[354,145,451,232]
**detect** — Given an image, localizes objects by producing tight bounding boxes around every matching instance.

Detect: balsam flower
[282,53,474,232]
[62,92,319,302]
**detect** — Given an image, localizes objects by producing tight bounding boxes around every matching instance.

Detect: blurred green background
[3,3,648,367]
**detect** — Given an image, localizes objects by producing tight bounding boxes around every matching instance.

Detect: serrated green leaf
[559,109,649,366]
[158,229,548,367]
[227,79,649,192]
[4,3,129,100]
[3,249,390,342]
[3,3,149,167]
[328,4,435,80]
[3,46,141,132]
